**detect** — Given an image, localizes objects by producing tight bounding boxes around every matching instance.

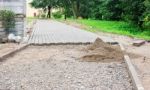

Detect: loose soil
[0,45,133,90]
[126,44,150,90]
[62,20,150,90]
[81,38,124,62]
[0,43,18,53]
[96,32,150,90]
[0,43,25,57]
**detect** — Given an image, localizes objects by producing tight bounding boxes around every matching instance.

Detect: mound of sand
[81,38,124,62]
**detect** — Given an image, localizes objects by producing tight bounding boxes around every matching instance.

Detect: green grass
[67,19,150,40]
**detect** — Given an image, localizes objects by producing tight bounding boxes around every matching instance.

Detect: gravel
[0,45,133,90]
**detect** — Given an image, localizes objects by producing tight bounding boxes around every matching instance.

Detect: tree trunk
[76,0,80,17]
[69,0,78,19]
[64,6,68,20]
[47,6,51,18]
[72,2,77,18]
[64,13,67,20]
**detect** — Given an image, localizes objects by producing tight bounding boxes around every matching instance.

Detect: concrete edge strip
[0,44,29,61]
[119,43,144,90]
[29,42,92,46]
[28,40,118,46]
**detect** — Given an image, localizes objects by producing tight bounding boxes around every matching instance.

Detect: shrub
[0,10,15,31]
[143,14,150,29]
[52,11,62,19]
[41,13,46,18]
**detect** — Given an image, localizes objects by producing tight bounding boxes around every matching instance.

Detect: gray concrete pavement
[28,20,115,44]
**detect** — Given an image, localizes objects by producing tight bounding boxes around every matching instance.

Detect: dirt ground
[0,45,133,90]
[0,43,19,53]
[127,43,150,90]
[97,32,150,90]
[0,43,25,57]
[63,21,150,90]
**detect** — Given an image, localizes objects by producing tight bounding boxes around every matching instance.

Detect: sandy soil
[126,43,150,90]
[0,43,25,57]
[0,45,133,90]
[97,32,150,90]
[0,43,18,53]
[81,38,124,62]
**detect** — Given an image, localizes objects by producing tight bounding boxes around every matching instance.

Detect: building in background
[0,0,26,37]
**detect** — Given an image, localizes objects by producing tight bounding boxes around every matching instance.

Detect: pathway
[28,20,114,44]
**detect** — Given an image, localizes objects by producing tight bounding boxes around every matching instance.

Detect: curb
[29,42,92,46]
[119,43,144,90]
[0,44,29,61]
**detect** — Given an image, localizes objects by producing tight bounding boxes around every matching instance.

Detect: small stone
[68,77,71,79]
[80,86,85,89]
[147,40,150,43]
[107,65,114,68]
[2,38,8,43]
[0,38,2,43]
[132,40,145,47]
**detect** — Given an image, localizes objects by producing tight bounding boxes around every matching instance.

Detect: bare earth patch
[126,43,150,90]
[0,43,25,57]
[0,45,133,90]
[0,43,18,53]
[96,32,150,90]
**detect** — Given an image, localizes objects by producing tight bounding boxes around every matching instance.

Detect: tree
[97,0,123,20]
[79,0,96,19]
[30,0,59,18]
[143,0,150,29]
[67,0,123,20]
[122,0,146,27]
[30,0,148,29]
[60,0,71,20]
[67,0,80,18]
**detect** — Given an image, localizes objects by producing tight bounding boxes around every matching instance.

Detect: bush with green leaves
[41,13,46,18]
[52,11,62,19]
[143,14,150,29]
[143,0,150,29]
[0,10,15,31]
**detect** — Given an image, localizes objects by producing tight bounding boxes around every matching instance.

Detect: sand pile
[81,38,124,62]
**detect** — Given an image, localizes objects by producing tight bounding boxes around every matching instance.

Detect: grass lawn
[66,19,150,40]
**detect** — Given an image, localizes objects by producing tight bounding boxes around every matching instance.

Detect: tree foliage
[30,0,150,28]
[122,0,145,27]
[30,0,59,18]
[143,0,150,29]
[0,10,15,30]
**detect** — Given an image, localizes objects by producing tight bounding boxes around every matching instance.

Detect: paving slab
[28,20,115,44]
